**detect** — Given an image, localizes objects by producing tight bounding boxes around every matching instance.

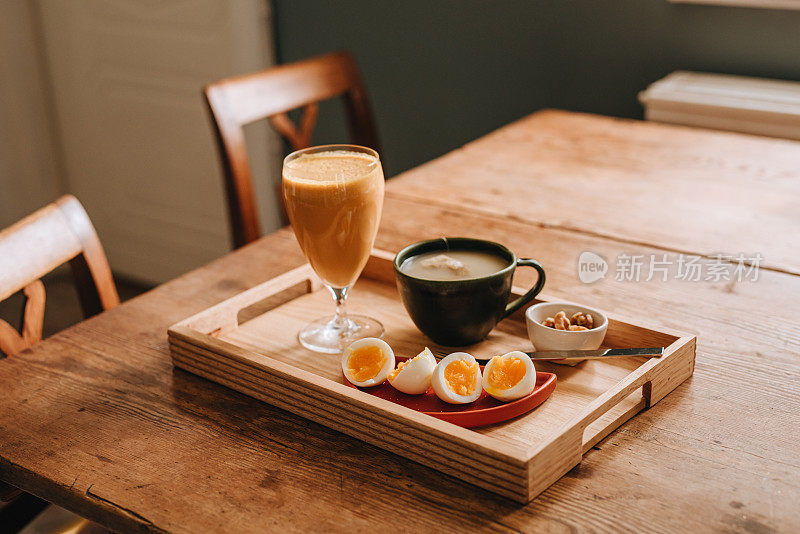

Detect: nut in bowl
[525,302,608,366]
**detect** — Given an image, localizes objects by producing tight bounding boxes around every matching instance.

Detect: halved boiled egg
[341,338,395,387]
[482,351,536,402]
[387,347,436,394]
[431,352,482,404]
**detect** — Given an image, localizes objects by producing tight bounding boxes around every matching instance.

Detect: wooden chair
[0,195,119,357]
[0,195,119,531]
[204,50,380,248]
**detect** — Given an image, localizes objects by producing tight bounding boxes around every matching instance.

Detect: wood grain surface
[388,110,800,276]
[1,111,799,533]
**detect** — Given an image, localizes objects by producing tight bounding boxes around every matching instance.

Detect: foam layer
[284,150,379,183]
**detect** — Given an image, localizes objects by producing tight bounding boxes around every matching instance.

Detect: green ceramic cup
[393,238,546,347]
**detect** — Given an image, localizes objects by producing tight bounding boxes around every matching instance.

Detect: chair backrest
[203,50,380,248]
[0,195,119,357]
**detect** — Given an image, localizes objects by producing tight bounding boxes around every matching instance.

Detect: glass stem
[329,286,350,330]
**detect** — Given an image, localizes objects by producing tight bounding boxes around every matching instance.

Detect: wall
[0,0,62,228]
[35,0,279,283]
[0,0,279,284]
[273,0,800,176]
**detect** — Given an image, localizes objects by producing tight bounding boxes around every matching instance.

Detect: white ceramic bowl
[525,302,608,364]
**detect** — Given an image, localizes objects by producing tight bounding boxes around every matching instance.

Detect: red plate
[343,358,557,428]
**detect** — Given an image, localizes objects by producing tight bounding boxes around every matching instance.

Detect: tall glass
[282,144,385,353]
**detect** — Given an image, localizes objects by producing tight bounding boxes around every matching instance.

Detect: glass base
[298,314,385,354]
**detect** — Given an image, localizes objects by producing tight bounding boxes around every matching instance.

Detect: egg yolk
[487,356,525,390]
[347,345,387,382]
[444,360,478,396]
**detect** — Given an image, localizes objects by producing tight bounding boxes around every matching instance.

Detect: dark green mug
[393,238,546,346]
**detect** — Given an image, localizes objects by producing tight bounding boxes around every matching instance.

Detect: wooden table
[2,110,799,533]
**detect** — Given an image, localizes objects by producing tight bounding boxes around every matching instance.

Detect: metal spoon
[430,347,663,362]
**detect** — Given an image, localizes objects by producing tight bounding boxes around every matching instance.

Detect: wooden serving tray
[168,250,695,503]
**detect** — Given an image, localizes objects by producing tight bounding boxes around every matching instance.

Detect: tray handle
[569,335,695,454]
[527,336,695,501]
[526,366,655,500]
[577,370,653,454]
[174,263,318,335]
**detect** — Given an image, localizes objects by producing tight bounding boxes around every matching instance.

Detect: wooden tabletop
[2,110,799,533]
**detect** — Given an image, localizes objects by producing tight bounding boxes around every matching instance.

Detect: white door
[35,0,282,283]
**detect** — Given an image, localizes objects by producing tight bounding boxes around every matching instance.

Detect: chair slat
[0,205,81,302]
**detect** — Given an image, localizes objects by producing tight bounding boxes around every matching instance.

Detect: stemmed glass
[282,144,385,353]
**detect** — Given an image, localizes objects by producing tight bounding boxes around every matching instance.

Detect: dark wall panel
[274,1,800,175]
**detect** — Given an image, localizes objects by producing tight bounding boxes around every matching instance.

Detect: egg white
[431,352,483,404]
[481,351,536,402]
[341,337,395,387]
[387,347,437,394]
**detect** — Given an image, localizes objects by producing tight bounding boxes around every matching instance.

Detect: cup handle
[503,258,546,318]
